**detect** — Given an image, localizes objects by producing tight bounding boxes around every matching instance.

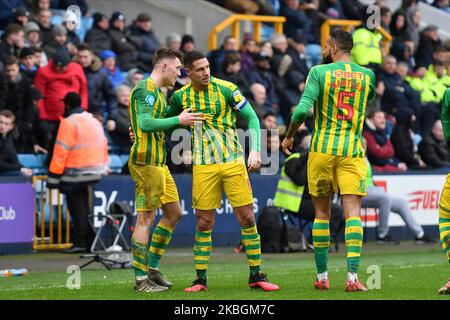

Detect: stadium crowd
[0,0,449,177]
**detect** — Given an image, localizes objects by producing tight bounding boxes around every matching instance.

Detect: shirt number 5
[337,91,355,121]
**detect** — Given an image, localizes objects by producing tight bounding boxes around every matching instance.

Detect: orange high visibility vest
[49,112,108,178]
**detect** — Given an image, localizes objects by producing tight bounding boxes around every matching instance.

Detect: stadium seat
[109,154,123,174]
[18,154,47,174]
[120,154,129,165]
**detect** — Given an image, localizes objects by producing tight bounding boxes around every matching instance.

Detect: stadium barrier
[33,176,72,251]
[208,14,286,51]
[320,19,392,51]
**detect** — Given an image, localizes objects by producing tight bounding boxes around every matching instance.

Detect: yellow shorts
[307,152,367,197]
[439,173,450,219]
[192,158,254,210]
[129,164,179,212]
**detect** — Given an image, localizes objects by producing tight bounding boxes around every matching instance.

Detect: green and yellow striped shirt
[294,62,376,158]
[129,77,168,166]
[169,77,248,165]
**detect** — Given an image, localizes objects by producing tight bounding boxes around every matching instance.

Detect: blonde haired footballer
[128,48,203,293]
[166,50,279,292]
[282,30,376,292]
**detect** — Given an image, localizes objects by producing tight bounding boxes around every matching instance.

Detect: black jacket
[126,23,161,72]
[419,134,450,168]
[110,104,131,151]
[391,123,421,168]
[85,26,112,55]
[80,55,117,120]
[108,27,139,71]
[5,74,34,132]
[0,133,22,172]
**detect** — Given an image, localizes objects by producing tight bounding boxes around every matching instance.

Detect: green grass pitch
[0,242,449,300]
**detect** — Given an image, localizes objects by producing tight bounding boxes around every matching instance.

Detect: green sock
[194,230,212,281]
[241,225,261,276]
[131,238,148,278]
[438,215,450,263]
[148,222,173,269]
[345,217,363,273]
[312,218,330,274]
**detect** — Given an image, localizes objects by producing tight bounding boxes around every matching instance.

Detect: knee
[136,212,154,227]
[197,215,214,231]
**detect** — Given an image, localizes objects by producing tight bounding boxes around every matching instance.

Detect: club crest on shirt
[233,90,244,103]
[145,95,155,106]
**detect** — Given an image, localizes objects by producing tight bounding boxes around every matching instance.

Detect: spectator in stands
[42,25,68,59]
[351,14,383,69]
[432,0,450,13]
[249,83,267,120]
[261,110,278,130]
[286,34,309,83]
[35,9,53,46]
[270,33,303,123]
[319,0,347,20]
[110,85,131,153]
[405,6,421,51]
[222,0,275,14]
[4,55,34,146]
[419,120,450,168]
[56,0,89,16]
[180,34,195,54]
[99,50,124,89]
[166,32,181,51]
[124,68,144,89]
[0,110,33,177]
[363,109,408,172]
[362,137,434,244]
[379,56,427,132]
[240,35,257,74]
[261,128,284,175]
[281,0,322,67]
[413,59,450,108]
[28,0,51,18]
[47,92,108,254]
[391,38,416,73]
[247,51,279,112]
[380,6,392,33]
[0,24,25,62]
[63,10,81,56]
[85,12,111,56]
[0,72,7,110]
[0,0,26,29]
[11,8,30,27]
[24,21,42,48]
[75,44,117,130]
[108,11,139,72]
[389,10,409,43]
[19,47,38,80]
[390,106,426,169]
[208,35,238,76]
[218,53,250,96]
[18,87,47,154]
[126,13,161,72]
[33,47,47,66]
[34,47,87,150]
[415,25,443,68]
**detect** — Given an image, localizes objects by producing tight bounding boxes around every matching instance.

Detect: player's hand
[398,162,408,171]
[281,137,294,155]
[106,120,116,131]
[178,108,204,126]
[129,127,135,143]
[247,151,261,172]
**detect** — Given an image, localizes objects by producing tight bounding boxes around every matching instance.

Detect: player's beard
[322,53,333,64]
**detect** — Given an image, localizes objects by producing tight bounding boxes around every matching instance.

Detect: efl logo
[408,190,442,210]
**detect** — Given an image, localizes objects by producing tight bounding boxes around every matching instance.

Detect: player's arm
[135,87,202,132]
[282,67,320,155]
[442,89,450,140]
[227,86,261,172]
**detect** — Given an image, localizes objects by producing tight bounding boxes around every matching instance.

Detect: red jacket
[34,61,88,121]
